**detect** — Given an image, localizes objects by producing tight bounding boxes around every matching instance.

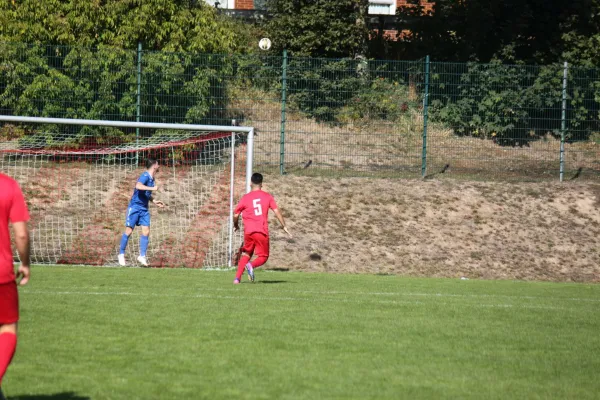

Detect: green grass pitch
[4,266,600,399]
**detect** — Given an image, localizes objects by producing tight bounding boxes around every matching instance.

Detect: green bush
[0,43,236,147]
[285,57,416,125]
[345,77,412,122]
[286,58,360,123]
[0,0,252,147]
[429,63,537,144]
[428,61,600,144]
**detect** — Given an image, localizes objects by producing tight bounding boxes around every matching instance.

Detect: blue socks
[120,233,149,257]
[140,235,149,257]
[119,233,129,254]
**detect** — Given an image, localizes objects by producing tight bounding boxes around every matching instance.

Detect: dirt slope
[261,174,600,282]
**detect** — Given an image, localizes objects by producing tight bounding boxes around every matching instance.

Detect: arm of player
[136,182,158,191]
[273,209,292,238]
[150,195,166,208]
[233,213,240,232]
[12,221,31,286]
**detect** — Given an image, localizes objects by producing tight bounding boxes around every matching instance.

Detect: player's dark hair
[146,158,158,169]
[251,173,263,185]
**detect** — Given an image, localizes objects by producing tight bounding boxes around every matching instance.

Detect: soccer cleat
[137,255,149,267]
[245,263,255,282]
[118,253,126,266]
[233,278,240,284]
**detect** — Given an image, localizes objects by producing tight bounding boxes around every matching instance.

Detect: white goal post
[0,115,254,268]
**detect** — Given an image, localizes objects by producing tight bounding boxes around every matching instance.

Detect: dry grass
[262,173,600,282]
[229,88,600,180]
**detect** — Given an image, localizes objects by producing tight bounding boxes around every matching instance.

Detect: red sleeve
[10,181,30,223]
[269,195,278,211]
[234,198,245,215]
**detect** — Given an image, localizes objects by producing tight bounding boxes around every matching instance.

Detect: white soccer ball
[258,38,272,51]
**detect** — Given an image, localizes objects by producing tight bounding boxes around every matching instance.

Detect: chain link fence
[425,61,599,180]
[1,41,599,181]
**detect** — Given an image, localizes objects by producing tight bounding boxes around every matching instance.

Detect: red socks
[235,255,251,280]
[235,255,270,280]
[0,332,17,386]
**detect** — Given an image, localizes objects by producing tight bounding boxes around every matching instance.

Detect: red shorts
[0,281,19,325]
[242,232,270,258]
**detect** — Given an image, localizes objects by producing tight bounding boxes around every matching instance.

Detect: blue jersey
[129,171,154,210]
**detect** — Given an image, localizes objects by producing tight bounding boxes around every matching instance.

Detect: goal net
[0,116,254,268]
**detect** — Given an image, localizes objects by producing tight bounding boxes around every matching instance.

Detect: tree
[0,0,252,53]
[0,1,255,145]
[392,0,596,65]
[265,0,369,58]
[560,0,600,67]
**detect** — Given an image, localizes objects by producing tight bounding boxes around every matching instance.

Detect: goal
[0,116,254,268]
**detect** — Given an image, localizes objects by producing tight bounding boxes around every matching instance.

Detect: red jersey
[234,190,278,236]
[0,173,30,284]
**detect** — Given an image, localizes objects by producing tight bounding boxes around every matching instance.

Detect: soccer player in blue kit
[118,158,165,266]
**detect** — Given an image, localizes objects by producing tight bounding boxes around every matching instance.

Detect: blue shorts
[125,206,150,227]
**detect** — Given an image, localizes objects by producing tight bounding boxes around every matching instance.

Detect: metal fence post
[560,61,568,182]
[421,55,430,178]
[280,49,288,175]
[136,41,142,166]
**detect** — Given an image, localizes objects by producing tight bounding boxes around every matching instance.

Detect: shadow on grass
[257,280,288,284]
[9,393,90,400]
[267,268,289,272]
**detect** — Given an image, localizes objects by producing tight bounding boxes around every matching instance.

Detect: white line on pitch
[25,285,600,303]
[20,290,569,310]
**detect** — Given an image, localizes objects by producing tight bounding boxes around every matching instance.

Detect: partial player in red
[233,173,292,284]
[0,173,31,399]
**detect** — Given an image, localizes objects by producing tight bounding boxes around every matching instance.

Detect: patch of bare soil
[262,174,600,282]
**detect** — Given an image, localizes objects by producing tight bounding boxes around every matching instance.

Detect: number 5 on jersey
[253,199,262,216]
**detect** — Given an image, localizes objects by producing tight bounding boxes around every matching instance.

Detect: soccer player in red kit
[0,173,31,399]
[233,173,291,284]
